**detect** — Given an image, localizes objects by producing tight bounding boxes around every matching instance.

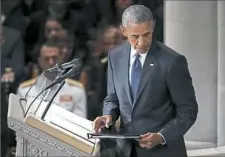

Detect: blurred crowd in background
[1,0,163,156]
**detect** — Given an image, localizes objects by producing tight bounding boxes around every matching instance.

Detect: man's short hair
[44,39,60,49]
[122,5,154,28]
[37,40,61,57]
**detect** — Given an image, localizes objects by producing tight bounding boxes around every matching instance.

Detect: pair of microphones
[43,58,82,90]
[27,58,82,120]
[45,58,82,72]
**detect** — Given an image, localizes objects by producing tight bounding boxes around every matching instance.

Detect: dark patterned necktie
[131,54,142,102]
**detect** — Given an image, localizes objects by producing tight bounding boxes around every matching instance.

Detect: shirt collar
[130,46,148,59]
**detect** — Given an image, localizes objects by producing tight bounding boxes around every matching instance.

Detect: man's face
[121,21,154,53]
[45,20,63,39]
[38,45,63,71]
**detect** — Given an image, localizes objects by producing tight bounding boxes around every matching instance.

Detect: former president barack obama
[93,5,198,157]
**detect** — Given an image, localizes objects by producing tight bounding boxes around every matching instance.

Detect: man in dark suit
[1,26,25,157]
[93,5,198,157]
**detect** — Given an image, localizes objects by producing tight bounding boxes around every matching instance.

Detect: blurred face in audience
[55,30,72,62]
[101,26,126,53]
[48,0,68,19]
[38,45,63,80]
[96,26,126,55]
[38,45,63,71]
[56,30,70,53]
[116,0,132,10]
[102,27,118,51]
[45,20,63,39]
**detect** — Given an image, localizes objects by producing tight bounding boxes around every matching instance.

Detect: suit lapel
[122,42,133,105]
[132,40,158,108]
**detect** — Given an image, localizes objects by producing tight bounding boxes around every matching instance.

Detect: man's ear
[120,25,127,37]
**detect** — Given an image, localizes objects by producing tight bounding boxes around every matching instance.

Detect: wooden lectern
[7,93,100,156]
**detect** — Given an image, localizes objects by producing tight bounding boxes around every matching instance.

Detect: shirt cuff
[157,133,166,145]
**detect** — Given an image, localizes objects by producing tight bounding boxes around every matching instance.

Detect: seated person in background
[87,25,126,120]
[55,29,85,81]
[84,0,164,42]
[28,28,82,80]
[83,0,133,40]
[17,40,87,118]
[24,0,89,62]
[93,26,126,103]
[30,17,89,67]
[54,29,81,62]
[55,29,74,62]
[1,0,27,34]
[28,16,65,62]
[1,25,25,157]
[1,26,25,87]
[87,26,126,157]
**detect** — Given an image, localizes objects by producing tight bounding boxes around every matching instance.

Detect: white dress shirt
[129,46,166,145]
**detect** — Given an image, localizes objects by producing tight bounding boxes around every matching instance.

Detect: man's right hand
[93,115,112,133]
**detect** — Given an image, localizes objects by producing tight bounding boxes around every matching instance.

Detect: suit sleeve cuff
[157,133,166,145]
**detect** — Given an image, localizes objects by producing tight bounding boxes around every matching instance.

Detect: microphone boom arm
[41,80,66,120]
[24,66,79,117]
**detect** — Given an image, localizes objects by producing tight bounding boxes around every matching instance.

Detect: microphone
[43,65,79,91]
[24,65,80,117]
[45,58,82,72]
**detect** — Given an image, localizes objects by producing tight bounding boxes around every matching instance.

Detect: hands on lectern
[93,115,113,133]
[89,115,141,140]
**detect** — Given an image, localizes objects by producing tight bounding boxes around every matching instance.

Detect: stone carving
[28,143,49,156]
[15,133,27,157]
[8,119,80,156]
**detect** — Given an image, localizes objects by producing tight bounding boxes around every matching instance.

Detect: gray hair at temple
[122,5,155,28]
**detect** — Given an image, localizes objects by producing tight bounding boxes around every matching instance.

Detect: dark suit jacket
[1,26,25,134]
[1,26,25,83]
[103,40,198,157]
[1,26,25,157]
[2,0,27,34]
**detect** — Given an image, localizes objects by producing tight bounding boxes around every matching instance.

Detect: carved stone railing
[8,118,88,157]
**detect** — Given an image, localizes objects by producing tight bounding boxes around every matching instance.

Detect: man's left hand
[138,132,164,149]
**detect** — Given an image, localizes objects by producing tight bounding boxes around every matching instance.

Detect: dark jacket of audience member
[1,26,25,157]
[1,0,27,34]
[1,26,25,84]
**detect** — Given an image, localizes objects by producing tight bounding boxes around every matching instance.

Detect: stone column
[217,0,225,147]
[164,1,218,148]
